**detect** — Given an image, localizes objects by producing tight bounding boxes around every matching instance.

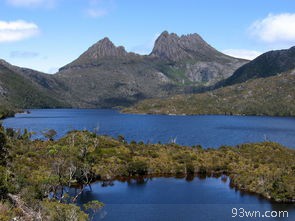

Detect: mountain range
[124,46,295,116]
[0,31,247,109]
[0,31,294,115]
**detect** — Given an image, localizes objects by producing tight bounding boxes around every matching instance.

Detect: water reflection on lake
[74,176,295,221]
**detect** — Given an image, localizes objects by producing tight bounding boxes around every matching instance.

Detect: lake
[2,109,295,220]
[2,109,295,148]
[75,176,295,221]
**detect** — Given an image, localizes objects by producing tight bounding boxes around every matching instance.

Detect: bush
[0,166,8,199]
[127,160,148,175]
[42,201,88,221]
[186,163,195,174]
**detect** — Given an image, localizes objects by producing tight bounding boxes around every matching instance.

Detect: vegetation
[124,71,295,116]
[0,106,15,120]
[0,126,294,220]
[219,46,295,86]
[0,63,68,109]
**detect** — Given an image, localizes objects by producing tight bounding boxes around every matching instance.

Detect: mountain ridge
[1,30,248,109]
[55,31,247,107]
[218,46,295,87]
[0,61,67,109]
[150,31,232,62]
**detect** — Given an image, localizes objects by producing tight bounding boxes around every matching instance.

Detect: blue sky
[0,0,295,73]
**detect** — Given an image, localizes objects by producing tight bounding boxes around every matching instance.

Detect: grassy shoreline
[0,124,294,220]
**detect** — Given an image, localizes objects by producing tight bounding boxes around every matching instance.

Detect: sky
[0,0,295,73]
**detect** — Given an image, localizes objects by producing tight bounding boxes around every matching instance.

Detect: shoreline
[121,109,295,118]
[1,127,294,220]
[3,107,295,118]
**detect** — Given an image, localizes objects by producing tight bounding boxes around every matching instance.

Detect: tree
[83,200,104,221]
[42,201,88,221]
[0,127,7,166]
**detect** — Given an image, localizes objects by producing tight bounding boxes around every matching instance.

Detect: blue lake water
[75,177,295,221]
[2,109,295,220]
[2,109,295,148]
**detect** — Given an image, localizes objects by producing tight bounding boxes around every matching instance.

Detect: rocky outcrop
[149,31,248,85]
[86,37,128,58]
[150,31,219,62]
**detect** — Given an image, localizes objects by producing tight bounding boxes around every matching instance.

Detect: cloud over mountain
[249,13,295,44]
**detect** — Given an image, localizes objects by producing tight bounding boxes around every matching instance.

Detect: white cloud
[0,20,39,43]
[249,13,295,44]
[6,0,56,8]
[223,49,263,60]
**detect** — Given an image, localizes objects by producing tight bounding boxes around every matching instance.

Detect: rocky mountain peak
[0,59,11,68]
[81,37,128,60]
[150,31,218,62]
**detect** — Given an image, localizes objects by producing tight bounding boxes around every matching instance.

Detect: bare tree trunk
[72,185,86,203]
[8,193,42,221]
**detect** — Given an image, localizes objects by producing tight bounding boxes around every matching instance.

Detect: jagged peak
[82,37,128,59]
[157,31,202,39]
[100,37,112,43]
[150,31,217,62]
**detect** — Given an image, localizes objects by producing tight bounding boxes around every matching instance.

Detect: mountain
[56,37,178,107]
[0,31,248,109]
[149,31,248,84]
[0,60,68,109]
[219,46,295,87]
[123,69,295,116]
[56,31,247,107]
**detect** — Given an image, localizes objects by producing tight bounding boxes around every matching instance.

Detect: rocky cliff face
[150,31,220,62]
[149,31,248,85]
[86,37,128,59]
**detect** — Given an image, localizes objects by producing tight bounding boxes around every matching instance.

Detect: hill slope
[123,69,295,116]
[219,46,295,87]
[0,61,68,109]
